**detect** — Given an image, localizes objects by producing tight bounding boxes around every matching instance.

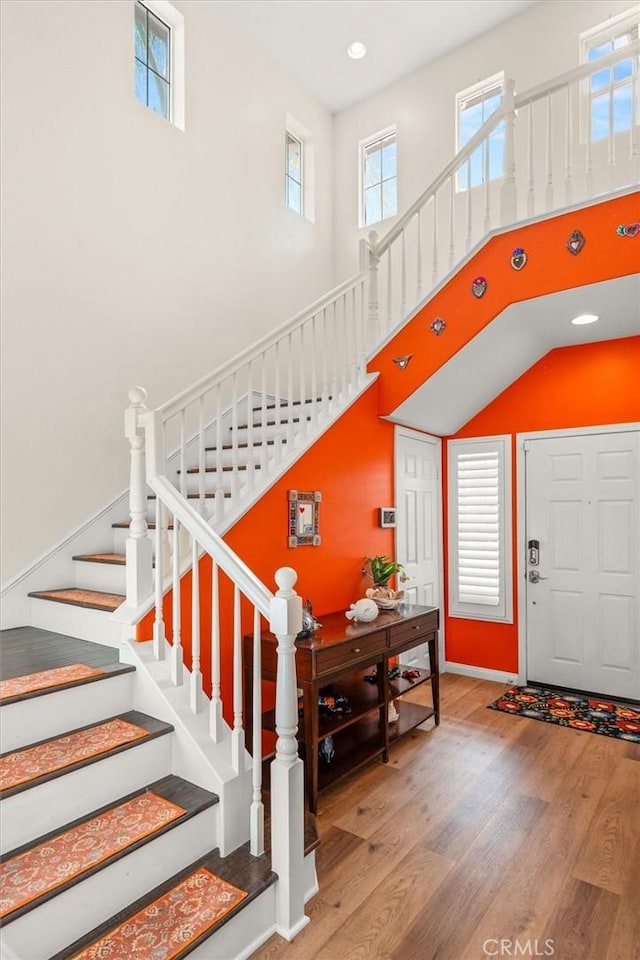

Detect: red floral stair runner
[0,664,105,701]
[70,867,247,960]
[0,792,185,917]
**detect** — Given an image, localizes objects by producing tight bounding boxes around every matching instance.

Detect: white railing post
[367,230,381,345]
[124,387,153,608]
[500,78,518,225]
[269,566,307,940]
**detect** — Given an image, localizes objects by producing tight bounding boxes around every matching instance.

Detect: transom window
[135,1,171,121]
[361,130,397,227]
[285,132,303,215]
[456,74,504,190]
[581,11,639,142]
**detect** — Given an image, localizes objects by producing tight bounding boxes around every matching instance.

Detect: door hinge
[523,440,531,452]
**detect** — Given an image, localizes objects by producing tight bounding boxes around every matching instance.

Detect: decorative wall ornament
[471,277,487,298]
[566,230,586,255]
[288,490,321,547]
[510,247,527,270]
[616,222,640,238]
[430,317,446,335]
[392,355,413,370]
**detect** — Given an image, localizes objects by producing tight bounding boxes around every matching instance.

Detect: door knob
[528,570,549,584]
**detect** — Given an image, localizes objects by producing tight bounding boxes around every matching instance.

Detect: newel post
[367,229,381,345]
[269,567,308,940]
[124,387,153,608]
[500,77,518,225]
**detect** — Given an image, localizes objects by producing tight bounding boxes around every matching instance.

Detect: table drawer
[388,611,439,647]
[315,629,386,674]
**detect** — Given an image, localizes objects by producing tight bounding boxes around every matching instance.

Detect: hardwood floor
[254,674,640,960]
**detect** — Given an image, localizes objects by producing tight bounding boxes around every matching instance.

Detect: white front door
[395,428,441,670]
[525,429,640,699]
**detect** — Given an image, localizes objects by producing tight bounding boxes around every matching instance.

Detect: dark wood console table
[244,603,439,813]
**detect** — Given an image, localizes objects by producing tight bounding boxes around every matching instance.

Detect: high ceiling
[210,0,537,112]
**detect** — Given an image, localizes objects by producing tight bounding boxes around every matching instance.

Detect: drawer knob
[352,647,361,653]
[412,625,420,630]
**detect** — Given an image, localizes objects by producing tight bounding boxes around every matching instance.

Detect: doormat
[0,663,105,702]
[69,867,247,960]
[0,792,185,918]
[0,718,148,792]
[488,686,640,742]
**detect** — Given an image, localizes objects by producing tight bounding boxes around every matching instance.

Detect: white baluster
[209,559,224,742]
[321,308,330,407]
[269,567,306,939]
[564,83,573,206]
[260,358,268,475]
[465,158,472,252]
[232,584,244,772]
[250,605,264,856]
[527,103,535,218]
[349,288,358,390]
[178,410,189,556]
[386,247,393,329]
[546,94,553,211]
[331,300,339,404]
[274,341,282,462]
[299,325,309,435]
[171,516,184,686]
[152,496,166,660]
[246,360,256,490]
[124,387,153,608]
[198,395,206,517]
[215,381,224,522]
[431,197,438,286]
[416,209,423,303]
[231,370,239,503]
[310,315,319,426]
[367,230,381,343]
[190,538,205,713]
[500,77,517,224]
[359,279,366,380]
[483,136,491,232]
[400,228,407,317]
[448,177,455,269]
[286,333,294,448]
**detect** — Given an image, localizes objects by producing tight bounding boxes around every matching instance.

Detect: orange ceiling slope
[368,191,640,417]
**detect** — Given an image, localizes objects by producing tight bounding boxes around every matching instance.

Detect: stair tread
[0,710,173,799]
[72,553,126,565]
[147,492,230,500]
[204,438,287,451]
[112,520,174,529]
[0,627,121,680]
[180,464,261,474]
[236,416,311,429]
[51,844,276,960]
[252,396,325,411]
[0,775,218,925]
[28,588,125,612]
[0,660,135,707]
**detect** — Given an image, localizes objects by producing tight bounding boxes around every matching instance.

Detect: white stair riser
[1,735,172,851]
[73,559,127,594]
[1,806,218,960]
[0,673,133,753]
[29,598,124,648]
[188,884,277,960]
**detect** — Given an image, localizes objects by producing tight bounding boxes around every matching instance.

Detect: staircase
[0,628,282,960]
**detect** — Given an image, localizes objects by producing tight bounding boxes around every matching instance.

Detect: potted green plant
[362,555,406,608]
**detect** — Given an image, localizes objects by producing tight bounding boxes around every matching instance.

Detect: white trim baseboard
[443,660,519,685]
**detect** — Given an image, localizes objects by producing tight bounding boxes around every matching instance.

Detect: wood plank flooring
[253,675,640,960]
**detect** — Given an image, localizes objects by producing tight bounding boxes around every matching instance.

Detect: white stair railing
[367,41,639,338]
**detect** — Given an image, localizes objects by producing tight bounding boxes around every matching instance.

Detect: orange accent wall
[369,192,640,415]
[137,383,396,718]
[443,336,640,675]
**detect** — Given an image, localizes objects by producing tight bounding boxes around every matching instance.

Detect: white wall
[333,0,636,278]
[0,0,335,583]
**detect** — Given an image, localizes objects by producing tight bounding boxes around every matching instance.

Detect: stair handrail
[372,40,640,260]
[158,269,366,422]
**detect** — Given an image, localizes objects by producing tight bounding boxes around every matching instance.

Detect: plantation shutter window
[448,437,513,623]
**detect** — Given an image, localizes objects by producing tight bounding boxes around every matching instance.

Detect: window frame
[359,126,398,229]
[134,0,185,130]
[455,71,504,192]
[579,7,640,144]
[285,130,304,216]
[448,435,513,624]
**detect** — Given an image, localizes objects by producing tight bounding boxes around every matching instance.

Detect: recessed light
[571,313,599,325]
[347,41,367,60]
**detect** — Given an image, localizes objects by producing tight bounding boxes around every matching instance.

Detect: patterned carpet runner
[0,664,105,701]
[70,867,247,959]
[489,686,640,742]
[0,792,185,917]
[0,718,149,791]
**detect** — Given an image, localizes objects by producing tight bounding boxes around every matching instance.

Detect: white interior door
[525,430,639,699]
[395,428,441,670]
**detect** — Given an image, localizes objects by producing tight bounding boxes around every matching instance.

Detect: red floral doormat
[0,718,148,791]
[0,664,105,701]
[0,792,185,918]
[489,686,640,742]
[70,867,247,960]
